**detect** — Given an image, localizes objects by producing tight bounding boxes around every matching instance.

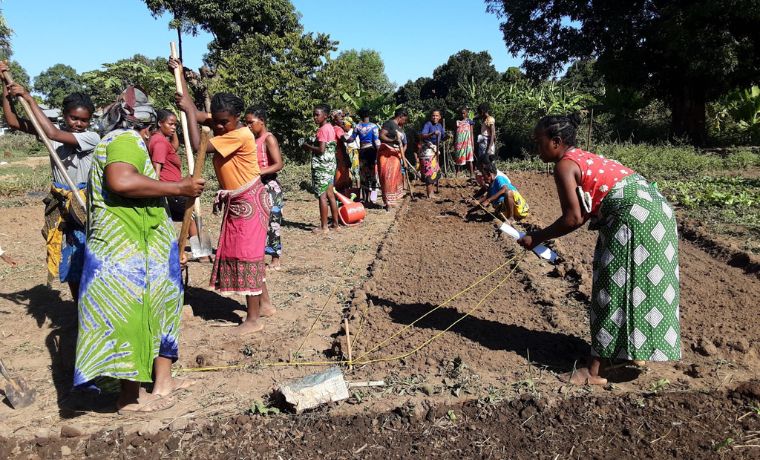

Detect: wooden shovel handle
[0,69,86,210]
[178,129,209,260]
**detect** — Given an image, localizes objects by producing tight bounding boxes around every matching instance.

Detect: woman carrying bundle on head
[0,62,100,302]
[173,58,275,334]
[518,114,681,385]
[346,108,381,204]
[245,107,285,271]
[377,108,409,210]
[73,86,205,412]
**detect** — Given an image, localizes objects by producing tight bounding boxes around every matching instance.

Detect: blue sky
[3,0,522,87]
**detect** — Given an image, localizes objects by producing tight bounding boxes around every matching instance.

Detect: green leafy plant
[246,400,280,416]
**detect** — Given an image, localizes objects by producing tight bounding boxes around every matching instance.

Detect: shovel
[0,66,86,224]
[0,359,36,409]
[170,42,213,260]
[178,129,210,263]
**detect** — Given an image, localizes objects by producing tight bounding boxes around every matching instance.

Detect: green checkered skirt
[590,174,681,361]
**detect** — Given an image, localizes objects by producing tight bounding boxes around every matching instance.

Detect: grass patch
[499,143,760,253]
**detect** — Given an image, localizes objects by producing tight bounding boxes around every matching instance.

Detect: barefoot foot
[236,320,264,335]
[559,367,607,385]
[152,377,197,398]
[117,394,175,414]
[260,305,277,317]
[269,257,281,271]
[312,227,329,234]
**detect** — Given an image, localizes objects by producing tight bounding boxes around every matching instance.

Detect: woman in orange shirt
[175,68,274,335]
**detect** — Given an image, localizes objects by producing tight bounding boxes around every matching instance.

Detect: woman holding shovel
[0,62,99,302]
[73,86,205,412]
[173,58,275,334]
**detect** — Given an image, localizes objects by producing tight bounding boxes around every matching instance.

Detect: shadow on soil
[0,284,105,416]
[371,296,589,373]
[184,286,246,323]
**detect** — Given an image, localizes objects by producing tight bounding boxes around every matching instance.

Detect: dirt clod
[695,338,718,356]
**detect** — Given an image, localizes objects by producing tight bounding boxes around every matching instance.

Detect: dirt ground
[1,172,759,458]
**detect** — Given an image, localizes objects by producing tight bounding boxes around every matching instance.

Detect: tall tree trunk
[671,84,707,146]
[177,27,183,62]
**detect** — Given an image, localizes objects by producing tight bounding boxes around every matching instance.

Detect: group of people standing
[0,56,288,412]
[0,46,682,412]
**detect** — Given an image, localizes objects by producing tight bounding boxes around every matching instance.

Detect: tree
[431,50,500,109]
[210,31,336,160]
[81,55,176,109]
[485,0,760,145]
[142,0,300,59]
[143,0,199,61]
[33,64,84,108]
[316,49,394,110]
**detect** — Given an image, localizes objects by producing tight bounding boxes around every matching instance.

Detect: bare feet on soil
[235,320,264,335]
[152,377,196,397]
[260,306,277,317]
[116,394,176,414]
[559,367,608,386]
[269,257,281,271]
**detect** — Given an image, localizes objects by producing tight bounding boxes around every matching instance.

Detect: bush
[0,131,45,158]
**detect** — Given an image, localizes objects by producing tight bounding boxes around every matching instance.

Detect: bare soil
[1,172,759,458]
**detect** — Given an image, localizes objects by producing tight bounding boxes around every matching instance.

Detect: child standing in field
[475,162,529,223]
[303,104,340,233]
[0,62,100,302]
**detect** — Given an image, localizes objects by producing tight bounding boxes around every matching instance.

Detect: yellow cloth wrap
[43,185,86,283]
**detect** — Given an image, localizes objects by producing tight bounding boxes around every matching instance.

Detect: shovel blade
[4,377,36,409]
[189,235,213,259]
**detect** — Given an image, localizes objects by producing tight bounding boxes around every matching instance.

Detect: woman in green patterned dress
[518,114,680,385]
[74,87,205,412]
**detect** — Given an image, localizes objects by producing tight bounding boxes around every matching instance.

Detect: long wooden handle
[178,129,209,258]
[170,42,201,219]
[1,70,86,209]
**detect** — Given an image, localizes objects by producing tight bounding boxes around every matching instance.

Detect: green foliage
[81,55,176,109]
[340,86,399,122]
[0,8,12,60]
[710,86,760,144]
[663,177,759,209]
[4,60,29,88]
[246,400,280,416]
[317,49,394,110]
[144,0,301,57]
[32,64,84,109]
[210,31,337,161]
[485,0,760,144]
[0,131,44,156]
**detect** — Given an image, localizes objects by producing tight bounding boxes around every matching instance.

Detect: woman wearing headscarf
[73,86,205,413]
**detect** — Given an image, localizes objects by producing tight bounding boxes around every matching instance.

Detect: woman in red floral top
[519,114,681,386]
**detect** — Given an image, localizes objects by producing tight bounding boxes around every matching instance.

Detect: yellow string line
[355,254,524,365]
[294,250,359,355]
[177,253,525,374]
[352,253,519,363]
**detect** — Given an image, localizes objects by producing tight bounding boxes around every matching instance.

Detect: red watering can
[334,191,366,226]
